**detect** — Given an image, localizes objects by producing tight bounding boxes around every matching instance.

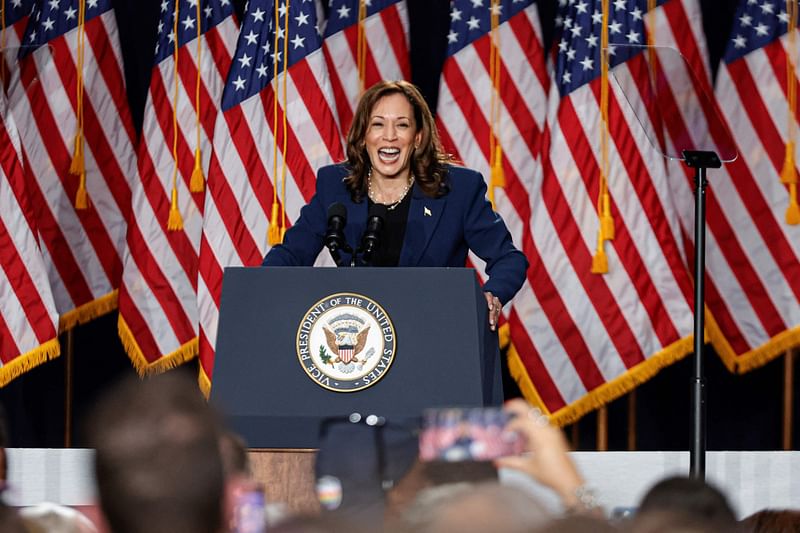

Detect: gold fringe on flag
[0,338,61,388]
[58,290,118,332]
[167,0,183,231]
[706,306,800,374]
[508,328,695,427]
[189,0,205,193]
[783,0,799,225]
[118,315,198,376]
[71,0,88,209]
[198,365,212,398]
[488,0,504,209]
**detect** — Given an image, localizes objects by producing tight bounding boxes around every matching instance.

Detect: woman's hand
[484,291,502,331]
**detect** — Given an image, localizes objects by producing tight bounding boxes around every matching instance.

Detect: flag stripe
[119,5,238,371]
[323,1,409,133]
[603,65,695,337]
[199,0,345,386]
[83,17,137,143]
[644,6,790,353]
[612,41,788,346]
[0,87,59,377]
[0,215,52,343]
[44,38,128,281]
[18,59,99,306]
[125,221,195,350]
[377,3,410,79]
[507,8,550,108]
[554,97,650,366]
[0,306,20,363]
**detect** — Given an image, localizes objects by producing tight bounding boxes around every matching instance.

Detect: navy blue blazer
[262,164,528,304]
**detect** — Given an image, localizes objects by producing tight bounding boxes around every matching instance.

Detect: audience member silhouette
[87,372,226,533]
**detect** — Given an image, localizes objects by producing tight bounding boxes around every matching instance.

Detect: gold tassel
[787,183,800,225]
[267,202,281,245]
[190,148,205,192]
[75,171,88,209]
[167,186,183,231]
[601,192,615,240]
[69,132,84,175]
[490,145,506,189]
[781,141,797,184]
[591,230,608,274]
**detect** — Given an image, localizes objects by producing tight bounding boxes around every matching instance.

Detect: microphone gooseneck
[359,203,387,266]
[325,202,351,266]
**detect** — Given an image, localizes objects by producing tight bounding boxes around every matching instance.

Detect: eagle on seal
[323,326,370,364]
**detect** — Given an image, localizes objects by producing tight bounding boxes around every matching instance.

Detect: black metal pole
[682,149,720,480]
[690,165,708,480]
[64,328,74,448]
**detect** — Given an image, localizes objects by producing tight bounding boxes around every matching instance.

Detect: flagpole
[64,328,74,448]
[596,406,608,451]
[627,390,637,451]
[784,348,795,450]
[570,422,580,450]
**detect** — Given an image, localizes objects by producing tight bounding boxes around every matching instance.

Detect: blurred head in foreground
[19,502,97,533]
[741,509,800,533]
[631,476,739,533]
[88,372,225,533]
[402,481,549,533]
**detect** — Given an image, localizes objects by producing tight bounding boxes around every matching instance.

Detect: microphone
[359,203,387,266]
[324,202,351,265]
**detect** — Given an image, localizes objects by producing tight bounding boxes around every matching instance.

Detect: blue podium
[210,267,502,448]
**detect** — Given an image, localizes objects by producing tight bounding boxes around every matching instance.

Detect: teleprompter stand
[609,45,737,480]
[683,150,722,479]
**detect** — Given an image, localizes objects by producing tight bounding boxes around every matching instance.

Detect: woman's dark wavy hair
[344,80,453,202]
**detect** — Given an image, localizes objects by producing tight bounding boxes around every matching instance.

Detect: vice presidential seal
[296,293,396,392]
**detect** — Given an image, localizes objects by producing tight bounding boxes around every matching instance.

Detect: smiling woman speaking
[262,80,528,330]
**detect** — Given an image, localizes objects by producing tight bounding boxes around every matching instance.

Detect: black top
[366,191,412,267]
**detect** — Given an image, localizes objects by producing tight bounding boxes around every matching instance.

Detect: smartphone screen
[418,407,524,462]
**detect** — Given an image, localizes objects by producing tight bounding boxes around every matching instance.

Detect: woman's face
[364,92,422,181]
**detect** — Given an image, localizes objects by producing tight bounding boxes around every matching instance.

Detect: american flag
[434,1,551,415]
[0,0,35,95]
[197,0,343,391]
[697,0,800,371]
[322,0,411,133]
[529,0,697,424]
[0,94,60,385]
[11,0,136,331]
[117,0,237,374]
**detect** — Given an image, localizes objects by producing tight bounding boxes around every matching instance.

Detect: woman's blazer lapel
[399,184,447,267]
